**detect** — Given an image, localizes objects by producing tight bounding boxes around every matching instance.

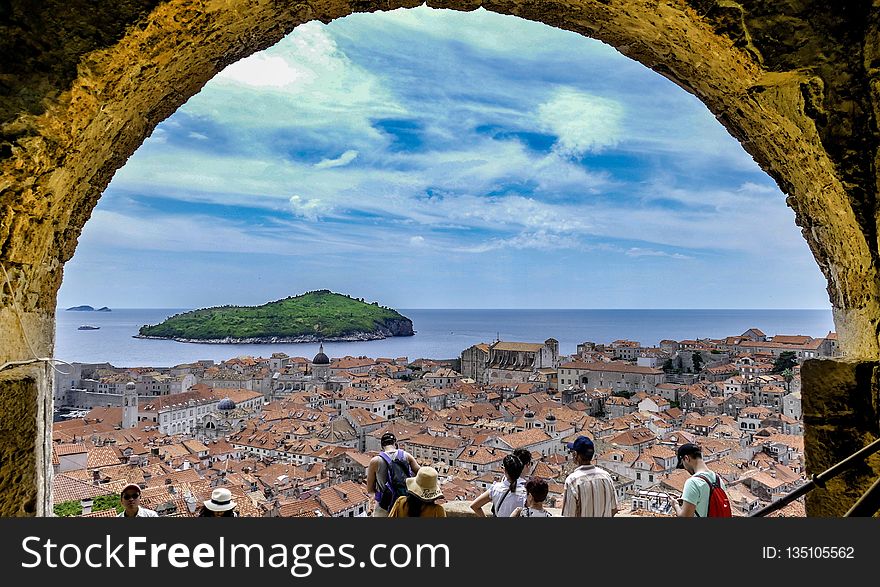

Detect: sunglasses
[122,493,140,500]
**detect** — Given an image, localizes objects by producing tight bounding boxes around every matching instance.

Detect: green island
[136,290,414,343]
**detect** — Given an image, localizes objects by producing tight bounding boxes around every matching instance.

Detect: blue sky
[58,7,830,310]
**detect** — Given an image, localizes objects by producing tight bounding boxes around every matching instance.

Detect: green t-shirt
[681,470,721,517]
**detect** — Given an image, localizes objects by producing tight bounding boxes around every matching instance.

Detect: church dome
[312,343,330,365]
[217,397,236,411]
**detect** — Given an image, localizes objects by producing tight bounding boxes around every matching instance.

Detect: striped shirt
[562,465,618,517]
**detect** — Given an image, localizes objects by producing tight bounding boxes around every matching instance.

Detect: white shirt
[117,506,158,517]
[489,478,526,517]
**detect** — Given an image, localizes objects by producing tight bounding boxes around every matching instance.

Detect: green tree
[781,368,794,390]
[53,493,122,517]
[662,358,674,373]
[772,351,798,374]
[691,352,704,373]
[53,500,82,517]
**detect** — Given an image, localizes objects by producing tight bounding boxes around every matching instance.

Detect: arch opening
[2,1,879,517]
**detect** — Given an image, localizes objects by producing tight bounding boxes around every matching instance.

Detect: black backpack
[377,450,412,511]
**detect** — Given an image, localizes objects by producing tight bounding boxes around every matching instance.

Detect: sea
[54,308,836,368]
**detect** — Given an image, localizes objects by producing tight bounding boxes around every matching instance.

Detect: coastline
[58,308,835,366]
[132,331,414,344]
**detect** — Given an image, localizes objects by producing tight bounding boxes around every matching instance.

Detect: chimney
[80,497,94,515]
[184,494,197,514]
[92,470,101,485]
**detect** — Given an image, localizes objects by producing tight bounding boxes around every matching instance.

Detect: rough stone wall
[1,0,880,515]
[0,1,165,155]
[801,359,880,516]
[0,378,38,516]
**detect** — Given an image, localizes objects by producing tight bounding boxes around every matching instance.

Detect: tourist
[513,448,533,479]
[671,443,731,517]
[561,435,618,517]
[366,432,421,517]
[511,477,552,518]
[387,466,446,518]
[117,483,158,518]
[469,454,526,517]
[198,487,238,517]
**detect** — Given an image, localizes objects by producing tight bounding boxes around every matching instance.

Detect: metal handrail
[844,475,880,517]
[750,436,880,517]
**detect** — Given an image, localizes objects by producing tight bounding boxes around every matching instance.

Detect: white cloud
[458,230,580,253]
[738,181,779,196]
[181,22,405,135]
[289,194,326,221]
[79,210,284,255]
[188,132,209,140]
[626,247,692,260]
[537,88,624,157]
[218,54,309,87]
[314,150,359,169]
[146,127,167,144]
[369,7,613,60]
[409,236,426,247]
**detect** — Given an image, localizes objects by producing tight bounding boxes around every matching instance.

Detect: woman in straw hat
[198,487,239,517]
[388,466,446,518]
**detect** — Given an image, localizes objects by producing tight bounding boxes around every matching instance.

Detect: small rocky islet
[135,290,414,344]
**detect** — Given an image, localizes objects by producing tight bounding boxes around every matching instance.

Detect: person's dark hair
[503,454,525,487]
[198,505,235,517]
[381,432,397,447]
[405,492,424,517]
[574,444,595,463]
[525,477,549,503]
[513,448,532,469]
[681,446,702,460]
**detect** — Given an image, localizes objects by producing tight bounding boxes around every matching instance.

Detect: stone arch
[2,1,880,516]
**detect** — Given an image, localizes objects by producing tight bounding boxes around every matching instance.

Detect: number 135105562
[762,546,855,559]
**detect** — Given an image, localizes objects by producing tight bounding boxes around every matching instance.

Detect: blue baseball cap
[566,435,594,455]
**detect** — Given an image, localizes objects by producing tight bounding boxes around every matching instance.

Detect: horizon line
[59,306,834,311]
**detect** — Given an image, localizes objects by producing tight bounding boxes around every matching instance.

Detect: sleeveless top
[489,479,526,517]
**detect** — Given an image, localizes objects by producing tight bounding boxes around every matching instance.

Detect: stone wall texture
[2,0,880,515]
[0,378,38,516]
[802,359,880,516]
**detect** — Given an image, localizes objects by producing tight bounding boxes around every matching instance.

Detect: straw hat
[204,487,237,512]
[405,466,443,501]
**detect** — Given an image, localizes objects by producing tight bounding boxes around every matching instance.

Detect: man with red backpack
[671,443,732,518]
[366,432,421,517]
